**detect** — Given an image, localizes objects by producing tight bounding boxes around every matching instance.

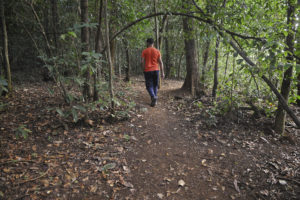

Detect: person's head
[146,38,154,47]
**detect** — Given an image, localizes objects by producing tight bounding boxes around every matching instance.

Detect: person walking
[141,38,164,107]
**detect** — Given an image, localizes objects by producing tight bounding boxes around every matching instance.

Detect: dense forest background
[1,0,299,134]
[0,0,300,199]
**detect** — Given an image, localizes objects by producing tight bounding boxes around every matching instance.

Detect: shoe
[151,97,157,107]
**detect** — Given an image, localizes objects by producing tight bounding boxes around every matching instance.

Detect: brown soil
[0,77,299,200]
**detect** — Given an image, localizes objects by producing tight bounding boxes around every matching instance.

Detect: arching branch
[100,11,300,127]
[101,11,261,54]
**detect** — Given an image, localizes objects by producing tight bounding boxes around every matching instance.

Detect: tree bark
[104,0,115,110]
[182,13,199,96]
[93,0,103,101]
[123,39,131,82]
[212,36,220,98]
[177,52,184,79]
[154,0,159,49]
[81,0,91,101]
[165,36,171,78]
[51,0,58,51]
[1,0,12,93]
[158,15,168,51]
[274,0,296,134]
[201,40,210,86]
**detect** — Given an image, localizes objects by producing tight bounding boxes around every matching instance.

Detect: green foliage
[15,125,31,139]
[0,77,8,95]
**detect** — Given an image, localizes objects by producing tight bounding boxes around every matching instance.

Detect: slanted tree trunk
[274,0,296,134]
[104,0,114,110]
[212,36,220,98]
[81,0,91,101]
[181,5,199,96]
[1,0,12,94]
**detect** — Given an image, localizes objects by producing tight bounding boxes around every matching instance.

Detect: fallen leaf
[260,190,269,196]
[100,163,116,171]
[123,166,130,173]
[85,119,94,126]
[164,177,172,182]
[201,159,207,167]
[3,168,10,173]
[90,185,98,193]
[41,179,49,187]
[279,180,287,185]
[157,193,164,199]
[32,145,37,151]
[178,179,185,187]
[123,181,134,188]
[233,179,240,193]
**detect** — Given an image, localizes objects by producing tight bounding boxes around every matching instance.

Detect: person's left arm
[141,57,145,71]
[158,56,165,79]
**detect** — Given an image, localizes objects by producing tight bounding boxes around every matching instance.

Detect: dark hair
[146,38,154,45]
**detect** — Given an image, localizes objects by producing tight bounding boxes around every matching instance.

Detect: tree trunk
[181,13,199,96]
[177,52,184,79]
[201,40,210,86]
[104,0,115,110]
[1,0,12,93]
[51,0,58,51]
[274,0,295,134]
[154,0,159,49]
[212,36,220,98]
[81,0,91,101]
[165,36,171,78]
[223,52,229,83]
[124,39,131,82]
[296,24,300,106]
[93,0,103,101]
[158,15,168,51]
[110,36,116,75]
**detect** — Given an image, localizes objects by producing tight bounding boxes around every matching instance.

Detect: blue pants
[144,70,159,98]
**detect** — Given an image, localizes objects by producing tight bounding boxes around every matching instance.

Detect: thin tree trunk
[104,0,114,110]
[154,0,159,49]
[274,0,296,134]
[158,15,168,51]
[201,40,210,86]
[93,0,103,101]
[230,56,235,111]
[223,52,229,83]
[81,0,91,101]
[165,36,171,78]
[177,52,184,79]
[1,0,12,93]
[212,36,220,98]
[124,39,131,82]
[51,0,58,51]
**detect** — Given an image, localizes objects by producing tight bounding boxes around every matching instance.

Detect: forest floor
[0,77,299,200]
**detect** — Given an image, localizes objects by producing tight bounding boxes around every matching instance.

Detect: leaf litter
[0,78,299,199]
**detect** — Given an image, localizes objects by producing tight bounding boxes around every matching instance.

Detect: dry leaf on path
[233,179,240,193]
[178,179,185,187]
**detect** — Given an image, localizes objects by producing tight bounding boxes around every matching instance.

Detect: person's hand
[161,72,165,79]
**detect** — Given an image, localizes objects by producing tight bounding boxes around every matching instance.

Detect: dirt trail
[121,79,232,199]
